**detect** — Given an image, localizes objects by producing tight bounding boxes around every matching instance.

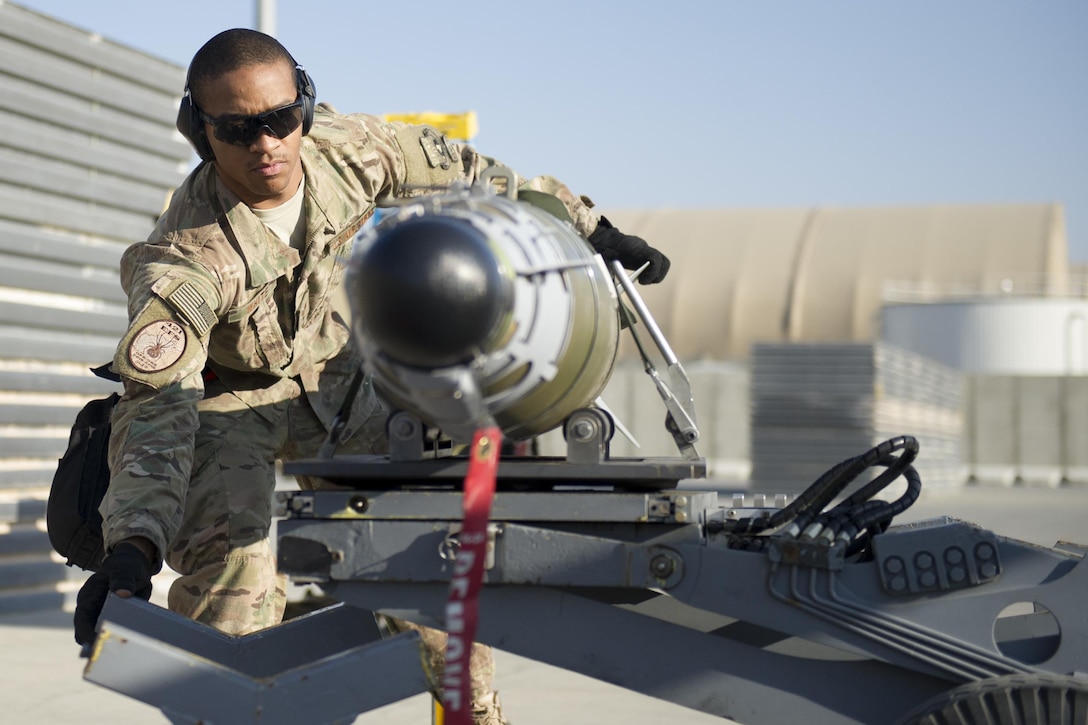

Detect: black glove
[74,542,158,650]
[588,216,671,284]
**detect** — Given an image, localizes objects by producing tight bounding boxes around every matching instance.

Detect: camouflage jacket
[102,105,600,558]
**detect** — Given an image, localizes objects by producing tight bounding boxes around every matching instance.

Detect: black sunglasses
[198,98,305,146]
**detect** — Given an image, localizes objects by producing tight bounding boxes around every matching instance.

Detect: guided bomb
[347,174,621,444]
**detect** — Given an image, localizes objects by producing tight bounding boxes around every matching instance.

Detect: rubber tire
[896,673,1088,725]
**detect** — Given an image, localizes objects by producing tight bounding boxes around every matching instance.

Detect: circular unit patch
[129,320,187,372]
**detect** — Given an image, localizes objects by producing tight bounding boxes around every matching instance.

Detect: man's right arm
[74,245,215,649]
[101,243,221,564]
[101,374,204,565]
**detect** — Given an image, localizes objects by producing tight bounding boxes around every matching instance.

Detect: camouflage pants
[163,375,361,630]
[380,616,496,709]
[164,375,498,710]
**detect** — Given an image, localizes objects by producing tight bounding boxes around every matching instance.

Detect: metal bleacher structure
[0,2,190,613]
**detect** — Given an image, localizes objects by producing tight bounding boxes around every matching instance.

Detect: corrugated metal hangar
[604,203,1069,361]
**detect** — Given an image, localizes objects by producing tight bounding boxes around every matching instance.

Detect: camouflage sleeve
[516,174,601,238]
[102,375,203,561]
[100,242,220,559]
[361,114,601,237]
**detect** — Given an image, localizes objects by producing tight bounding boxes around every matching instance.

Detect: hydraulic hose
[719,435,923,556]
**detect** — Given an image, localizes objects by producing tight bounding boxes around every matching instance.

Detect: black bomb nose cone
[352,216,510,368]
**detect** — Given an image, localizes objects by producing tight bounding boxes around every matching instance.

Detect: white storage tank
[881,298,1088,375]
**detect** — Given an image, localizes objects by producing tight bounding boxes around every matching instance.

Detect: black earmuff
[176,60,318,161]
[175,84,214,161]
[295,65,316,135]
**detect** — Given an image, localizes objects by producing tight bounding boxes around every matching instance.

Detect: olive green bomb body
[348,185,620,443]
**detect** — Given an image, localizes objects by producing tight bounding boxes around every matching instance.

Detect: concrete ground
[1,484,1085,725]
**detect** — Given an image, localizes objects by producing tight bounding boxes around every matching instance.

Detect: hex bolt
[570,419,596,442]
[476,435,493,459]
[650,554,675,578]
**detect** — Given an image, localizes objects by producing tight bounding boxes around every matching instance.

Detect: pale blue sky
[16,0,1088,261]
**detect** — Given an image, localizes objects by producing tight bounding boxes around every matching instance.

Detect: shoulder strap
[317,369,367,459]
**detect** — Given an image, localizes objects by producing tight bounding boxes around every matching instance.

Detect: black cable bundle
[722,436,922,555]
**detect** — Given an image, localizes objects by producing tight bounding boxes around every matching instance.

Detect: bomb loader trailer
[85,179,1088,724]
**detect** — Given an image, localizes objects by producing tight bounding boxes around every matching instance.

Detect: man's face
[199,60,304,209]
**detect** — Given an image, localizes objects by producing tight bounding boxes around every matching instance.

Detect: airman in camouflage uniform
[76,28,669,725]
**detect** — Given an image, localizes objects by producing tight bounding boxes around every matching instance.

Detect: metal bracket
[478,165,518,199]
[564,407,614,464]
[388,410,426,461]
[441,523,502,569]
[766,538,847,571]
[84,596,431,725]
[609,260,700,460]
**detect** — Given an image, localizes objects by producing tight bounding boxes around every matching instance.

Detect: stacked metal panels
[966,376,1088,487]
[0,2,189,613]
[749,342,964,495]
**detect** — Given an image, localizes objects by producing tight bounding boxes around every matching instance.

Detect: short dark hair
[187,29,295,109]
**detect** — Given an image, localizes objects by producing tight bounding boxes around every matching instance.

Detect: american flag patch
[168,282,217,337]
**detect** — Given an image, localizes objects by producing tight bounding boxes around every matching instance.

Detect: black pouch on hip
[46,364,121,572]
